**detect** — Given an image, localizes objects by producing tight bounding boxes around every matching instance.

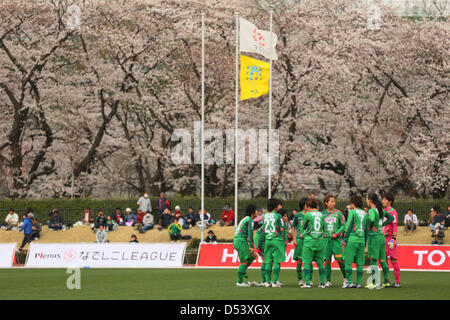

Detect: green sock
[356,265,363,285]
[273,263,281,283]
[370,260,378,285]
[337,260,346,279]
[296,261,302,281]
[380,261,390,283]
[318,263,326,285]
[260,262,266,283]
[325,263,332,282]
[237,264,246,283]
[265,263,272,284]
[303,263,312,284]
[345,264,353,283]
[244,256,255,278]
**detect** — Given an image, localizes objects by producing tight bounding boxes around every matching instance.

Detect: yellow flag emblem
[240,55,270,101]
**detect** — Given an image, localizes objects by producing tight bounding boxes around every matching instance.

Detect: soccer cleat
[236,282,250,287]
[275,281,283,287]
[393,282,401,288]
[343,278,349,287]
[248,281,259,287]
[301,283,311,288]
[356,284,362,289]
[272,282,282,288]
[298,280,304,286]
[376,284,382,290]
[365,283,376,290]
[257,282,267,287]
[381,282,391,289]
[325,281,333,287]
[342,283,350,288]
[318,284,326,288]
[264,282,272,288]
[310,281,314,286]
[345,283,357,288]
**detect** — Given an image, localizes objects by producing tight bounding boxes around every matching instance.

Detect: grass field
[0,268,449,300]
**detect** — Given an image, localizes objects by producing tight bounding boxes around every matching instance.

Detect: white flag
[239,18,278,61]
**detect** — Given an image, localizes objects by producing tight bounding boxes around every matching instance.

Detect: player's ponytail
[368,192,384,219]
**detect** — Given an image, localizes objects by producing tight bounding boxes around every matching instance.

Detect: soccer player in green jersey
[365,192,394,289]
[343,195,369,288]
[322,194,347,287]
[254,224,267,286]
[262,198,285,288]
[301,198,326,288]
[233,204,258,287]
[291,197,313,286]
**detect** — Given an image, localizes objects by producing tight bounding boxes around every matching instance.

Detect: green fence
[1,197,448,226]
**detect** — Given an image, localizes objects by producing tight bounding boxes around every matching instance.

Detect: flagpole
[268,10,273,199]
[201,12,205,243]
[234,12,239,231]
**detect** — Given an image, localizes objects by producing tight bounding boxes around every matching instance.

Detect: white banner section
[0,243,16,268]
[26,243,186,268]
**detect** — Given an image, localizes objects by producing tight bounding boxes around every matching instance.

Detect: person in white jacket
[4,209,19,230]
[96,225,109,243]
[137,192,152,213]
[404,209,418,235]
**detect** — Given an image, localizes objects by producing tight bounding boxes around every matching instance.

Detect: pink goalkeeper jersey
[382,206,398,237]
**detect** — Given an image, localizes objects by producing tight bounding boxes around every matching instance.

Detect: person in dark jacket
[185,207,199,228]
[112,208,125,226]
[49,212,64,230]
[205,230,217,243]
[18,213,33,252]
[159,208,174,229]
[31,218,42,240]
[155,192,170,225]
[93,210,107,232]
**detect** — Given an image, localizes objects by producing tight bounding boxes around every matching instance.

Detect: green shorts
[343,242,365,266]
[254,233,265,254]
[367,235,387,261]
[233,238,250,263]
[302,239,325,265]
[293,238,304,261]
[264,238,286,264]
[323,237,343,261]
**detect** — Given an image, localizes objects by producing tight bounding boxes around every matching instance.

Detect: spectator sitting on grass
[184,207,198,228]
[112,208,125,226]
[31,218,42,240]
[49,211,64,231]
[404,209,418,235]
[445,206,450,229]
[205,230,217,244]
[3,209,19,230]
[105,215,117,232]
[135,209,145,230]
[197,209,214,228]
[140,211,155,233]
[158,208,173,230]
[93,210,107,233]
[130,234,139,243]
[124,208,136,226]
[81,208,94,225]
[219,203,234,227]
[431,223,445,245]
[430,205,445,234]
[96,225,109,243]
[168,218,182,242]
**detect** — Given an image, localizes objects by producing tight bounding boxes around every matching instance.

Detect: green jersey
[262,211,283,240]
[344,208,369,244]
[234,216,254,247]
[292,211,306,239]
[321,209,345,238]
[281,220,289,242]
[302,210,325,242]
[368,208,395,236]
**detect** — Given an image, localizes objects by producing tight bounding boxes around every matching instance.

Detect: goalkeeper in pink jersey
[382,192,401,288]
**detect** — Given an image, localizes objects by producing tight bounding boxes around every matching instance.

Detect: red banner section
[197,243,450,271]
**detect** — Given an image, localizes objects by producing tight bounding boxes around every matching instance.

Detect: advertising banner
[0,243,16,268]
[196,243,450,271]
[26,243,186,268]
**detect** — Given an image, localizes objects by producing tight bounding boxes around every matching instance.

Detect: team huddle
[233,192,401,289]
